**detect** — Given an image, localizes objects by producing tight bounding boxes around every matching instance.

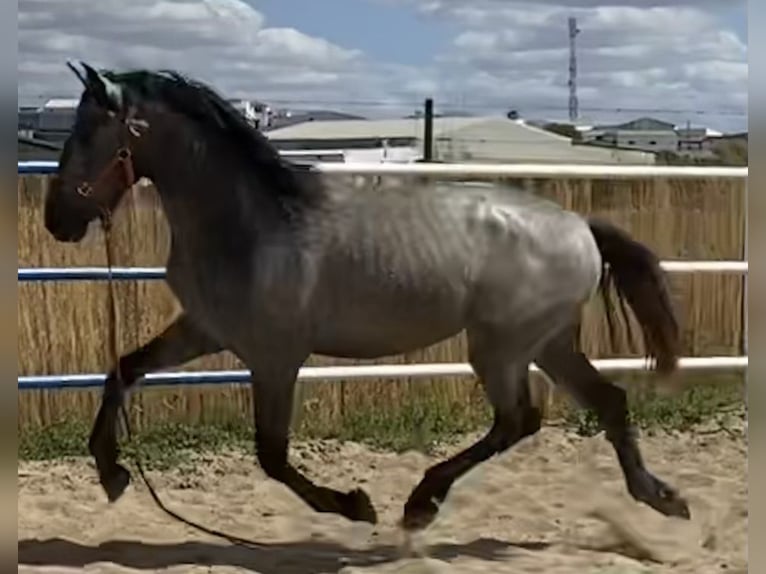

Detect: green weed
[18,374,744,468]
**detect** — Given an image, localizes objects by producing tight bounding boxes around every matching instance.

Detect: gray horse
[43,62,690,531]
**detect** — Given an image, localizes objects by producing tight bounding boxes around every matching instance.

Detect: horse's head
[44,61,149,242]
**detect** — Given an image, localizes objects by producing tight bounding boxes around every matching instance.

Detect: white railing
[17,357,749,390]
[15,260,749,283]
[16,161,748,389]
[17,160,749,179]
[312,162,748,179]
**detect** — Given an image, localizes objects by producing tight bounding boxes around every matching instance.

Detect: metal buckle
[76,182,93,197]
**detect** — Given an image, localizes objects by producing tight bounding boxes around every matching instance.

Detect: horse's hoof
[633,474,691,520]
[101,464,131,503]
[651,482,691,520]
[344,488,378,524]
[400,498,439,532]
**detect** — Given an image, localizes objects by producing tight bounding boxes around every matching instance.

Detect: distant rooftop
[266,116,655,164]
[266,109,366,131]
[266,116,486,141]
[41,98,80,110]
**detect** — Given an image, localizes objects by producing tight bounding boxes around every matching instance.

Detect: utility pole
[423,97,434,161]
[568,17,580,123]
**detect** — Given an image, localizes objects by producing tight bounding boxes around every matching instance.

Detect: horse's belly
[312,318,464,359]
[311,290,467,359]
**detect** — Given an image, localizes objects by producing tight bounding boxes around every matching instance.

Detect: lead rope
[100,213,264,548]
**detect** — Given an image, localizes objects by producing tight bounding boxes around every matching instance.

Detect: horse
[43,61,690,532]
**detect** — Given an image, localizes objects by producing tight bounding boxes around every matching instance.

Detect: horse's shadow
[18,536,550,574]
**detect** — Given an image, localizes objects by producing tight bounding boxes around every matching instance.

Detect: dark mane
[102,68,322,211]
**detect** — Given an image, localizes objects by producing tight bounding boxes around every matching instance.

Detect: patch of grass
[18,375,744,468]
[565,375,745,437]
[18,396,494,467]
[19,419,93,461]
[119,420,253,470]
[18,417,255,470]
[310,398,492,453]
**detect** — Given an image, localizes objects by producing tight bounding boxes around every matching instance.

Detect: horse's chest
[164,252,250,325]
[165,246,313,334]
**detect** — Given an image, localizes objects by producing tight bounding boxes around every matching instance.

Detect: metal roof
[265,116,487,141]
[266,116,654,164]
[43,98,80,109]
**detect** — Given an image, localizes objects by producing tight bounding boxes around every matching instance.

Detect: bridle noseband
[75,116,146,228]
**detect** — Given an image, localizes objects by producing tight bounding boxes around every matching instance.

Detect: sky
[18,0,748,132]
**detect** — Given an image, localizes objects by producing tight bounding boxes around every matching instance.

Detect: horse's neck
[147,147,279,258]
[141,113,296,252]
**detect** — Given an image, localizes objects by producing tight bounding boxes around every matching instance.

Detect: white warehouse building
[265,116,655,165]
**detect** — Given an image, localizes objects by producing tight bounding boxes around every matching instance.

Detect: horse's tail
[587,217,681,376]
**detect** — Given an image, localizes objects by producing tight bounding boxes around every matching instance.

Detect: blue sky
[249,0,748,131]
[722,4,747,40]
[253,0,747,70]
[18,0,748,132]
[249,0,460,66]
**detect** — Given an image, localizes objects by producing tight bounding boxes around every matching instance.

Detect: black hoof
[400,497,439,532]
[632,475,691,520]
[101,464,131,503]
[343,488,378,524]
[651,482,691,520]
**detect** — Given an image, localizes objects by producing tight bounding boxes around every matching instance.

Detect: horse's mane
[102,68,322,211]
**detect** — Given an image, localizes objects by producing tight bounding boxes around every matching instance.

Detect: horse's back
[444,182,601,328]
[301,180,600,356]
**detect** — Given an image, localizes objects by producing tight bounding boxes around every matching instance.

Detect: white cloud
[18,0,409,107]
[414,0,742,11]
[18,0,747,131]
[413,1,747,130]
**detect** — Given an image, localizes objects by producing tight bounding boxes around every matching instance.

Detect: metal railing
[17,161,748,389]
[18,160,748,179]
[16,260,750,283]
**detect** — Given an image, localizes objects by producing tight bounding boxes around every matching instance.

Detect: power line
[18,93,747,117]
[248,100,751,117]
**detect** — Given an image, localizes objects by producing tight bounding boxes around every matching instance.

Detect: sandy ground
[18,422,747,574]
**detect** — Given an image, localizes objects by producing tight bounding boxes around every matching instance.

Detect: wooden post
[423,98,434,162]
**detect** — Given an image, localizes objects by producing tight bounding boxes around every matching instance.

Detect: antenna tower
[568,16,580,123]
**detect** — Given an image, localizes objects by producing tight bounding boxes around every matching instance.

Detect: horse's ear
[66,61,88,88]
[78,61,124,112]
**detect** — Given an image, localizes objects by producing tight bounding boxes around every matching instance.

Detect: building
[580,116,723,157]
[676,125,723,152]
[227,99,272,129]
[265,116,655,164]
[18,97,275,151]
[580,117,679,152]
[18,98,80,147]
[266,109,366,131]
[18,106,43,132]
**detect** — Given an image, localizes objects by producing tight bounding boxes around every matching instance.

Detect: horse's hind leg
[401,328,542,531]
[535,326,690,519]
[89,313,221,502]
[249,360,378,524]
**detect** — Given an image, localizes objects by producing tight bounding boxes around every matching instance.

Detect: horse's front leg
[89,312,221,502]
[249,358,378,524]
